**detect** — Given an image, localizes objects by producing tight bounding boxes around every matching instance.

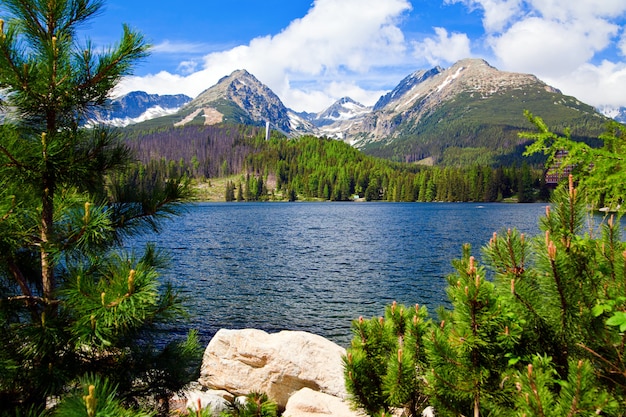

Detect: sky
[80,0,626,113]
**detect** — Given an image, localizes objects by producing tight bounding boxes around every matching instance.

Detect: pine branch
[75,24,149,95]
[0,142,29,170]
[4,295,61,306]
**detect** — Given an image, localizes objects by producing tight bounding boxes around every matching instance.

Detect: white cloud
[151,40,210,54]
[445,0,524,33]
[490,17,618,77]
[527,0,626,22]
[176,60,199,75]
[542,61,626,108]
[118,0,412,112]
[450,0,626,108]
[619,31,626,56]
[413,27,472,66]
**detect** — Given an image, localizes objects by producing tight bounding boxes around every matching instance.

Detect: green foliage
[242,135,545,202]
[213,393,277,417]
[52,374,154,417]
[511,355,618,417]
[425,247,522,416]
[345,172,626,416]
[184,392,278,417]
[344,302,430,416]
[523,111,626,211]
[0,1,199,415]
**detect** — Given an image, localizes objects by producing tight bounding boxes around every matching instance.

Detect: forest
[122,123,548,203]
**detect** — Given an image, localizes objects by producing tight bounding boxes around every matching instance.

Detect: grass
[189,175,290,202]
[189,177,232,201]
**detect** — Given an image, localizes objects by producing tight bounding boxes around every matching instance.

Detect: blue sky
[83,0,626,112]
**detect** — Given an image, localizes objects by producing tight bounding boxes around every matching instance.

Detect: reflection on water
[131,202,548,347]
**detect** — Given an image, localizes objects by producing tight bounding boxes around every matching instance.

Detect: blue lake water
[135,202,549,347]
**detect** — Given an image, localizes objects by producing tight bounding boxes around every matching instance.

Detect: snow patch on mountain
[87,91,192,127]
[436,66,464,93]
[598,105,626,123]
[311,97,371,127]
[93,105,182,127]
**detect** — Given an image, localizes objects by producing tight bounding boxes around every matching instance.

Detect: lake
[136,202,548,347]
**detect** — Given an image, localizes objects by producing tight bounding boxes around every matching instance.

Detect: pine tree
[480,175,625,414]
[523,111,626,211]
[345,177,626,415]
[0,1,200,414]
[225,180,236,201]
[52,374,154,417]
[424,247,521,416]
[344,302,431,416]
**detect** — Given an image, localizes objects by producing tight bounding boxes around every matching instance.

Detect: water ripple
[130,202,547,347]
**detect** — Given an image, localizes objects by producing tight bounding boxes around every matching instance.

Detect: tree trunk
[474,394,480,417]
[41,168,56,314]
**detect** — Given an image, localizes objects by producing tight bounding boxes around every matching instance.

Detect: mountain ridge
[105,59,614,164]
[176,69,298,134]
[350,58,564,146]
[89,91,191,127]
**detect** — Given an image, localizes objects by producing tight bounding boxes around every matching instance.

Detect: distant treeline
[122,123,548,202]
[123,123,265,178]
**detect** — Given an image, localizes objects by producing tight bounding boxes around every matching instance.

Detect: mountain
[115,59,612,166]
[306,97,371,140]
[597,105,626,124]
[172,69,313,136]
[346,59,609,164]
[89,91,191,127]
[313,97,371,126]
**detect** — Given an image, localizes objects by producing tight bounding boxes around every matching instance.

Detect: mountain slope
[349,59,609,164]
[89,91,191,127]
[372,66,443,111]
[174,69,302,135]
[117,59,612,167]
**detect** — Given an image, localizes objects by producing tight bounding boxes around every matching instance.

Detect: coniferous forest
[122,123,548,203]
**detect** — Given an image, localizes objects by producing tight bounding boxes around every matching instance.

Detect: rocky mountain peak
[179,69,293,133]
[442,58,560,96]
[315,97,371,124]
[376,58,559,116]
[87,91,191,127]
[373,66,443,111]
[188,69,273,107]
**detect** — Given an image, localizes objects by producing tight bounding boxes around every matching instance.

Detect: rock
[184,388,232,415]
[422,406,435,417]
[283,388,365,417]
[199,329,347,408]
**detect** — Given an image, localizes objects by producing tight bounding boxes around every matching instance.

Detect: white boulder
[184,388,232,415]
[283,387,365,417]
[199,329,348,408]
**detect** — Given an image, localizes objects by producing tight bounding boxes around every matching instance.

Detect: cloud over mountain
[463,0,626,107]
[116,0,626,113]
[119,0,412,112]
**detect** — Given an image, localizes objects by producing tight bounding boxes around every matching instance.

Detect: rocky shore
[177,328,363,416]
